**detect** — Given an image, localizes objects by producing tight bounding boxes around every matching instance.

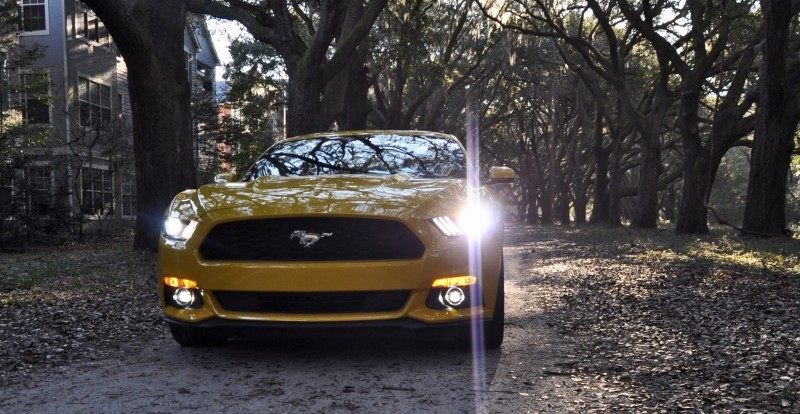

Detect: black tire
[483,263,505,350]
[168,323,227,347]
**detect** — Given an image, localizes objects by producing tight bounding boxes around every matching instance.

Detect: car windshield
[242,133,467,180]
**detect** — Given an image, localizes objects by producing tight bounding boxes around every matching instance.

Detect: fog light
[442,286,466,307]
[173,287,195,308]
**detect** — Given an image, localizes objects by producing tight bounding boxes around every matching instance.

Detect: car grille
[198,217,425,261]
[213,290,411,314]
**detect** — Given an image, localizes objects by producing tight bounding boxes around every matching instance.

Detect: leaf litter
[1,226,798,412]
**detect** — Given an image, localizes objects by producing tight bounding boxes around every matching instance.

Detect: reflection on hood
[193,174,467,219]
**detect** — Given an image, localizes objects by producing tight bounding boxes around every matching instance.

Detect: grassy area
[0,239,156,293]
[552,225,800,277]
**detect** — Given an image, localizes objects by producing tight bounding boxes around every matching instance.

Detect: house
[10,0,219,226]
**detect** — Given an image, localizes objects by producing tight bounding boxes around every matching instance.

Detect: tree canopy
[31,0,799,249]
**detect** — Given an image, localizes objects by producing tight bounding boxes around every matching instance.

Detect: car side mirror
[213,172,237,184]
[488,166,515,184]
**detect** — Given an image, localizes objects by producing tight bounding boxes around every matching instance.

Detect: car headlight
[162,217,199,241]
[432,204,497,237]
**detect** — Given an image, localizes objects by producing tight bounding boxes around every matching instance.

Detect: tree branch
[322,0,389,83]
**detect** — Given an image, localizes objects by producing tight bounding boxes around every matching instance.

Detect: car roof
[284,130,459,143]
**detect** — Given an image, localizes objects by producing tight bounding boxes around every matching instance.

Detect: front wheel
[168,323,227,347]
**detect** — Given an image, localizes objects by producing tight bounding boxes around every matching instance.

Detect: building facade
[13,0,219,224]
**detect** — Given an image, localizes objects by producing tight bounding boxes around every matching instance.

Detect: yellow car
[158,130,513,348]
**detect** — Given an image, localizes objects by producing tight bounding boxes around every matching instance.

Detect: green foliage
[710,148,800,233]
[788,153,800,232]
[367,0,503,132]
[0,3,61,248]
[191,84,224,184]
[558,224,800,277]
[220,38,281,174]
[709,148,750,225]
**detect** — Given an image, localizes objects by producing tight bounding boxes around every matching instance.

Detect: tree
[742,0,800,236]
[219,37,282,172]
[80,0,196,251]
[368,0,494,132]
[0,2,53,247]
[188,0,389,136]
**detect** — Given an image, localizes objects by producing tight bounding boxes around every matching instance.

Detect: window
[27,165,52,213]
[21,0,48,33]
[121,177,136,217]
[75,1,109,46]
[78,77,111,129]
[81,167,113,216]
[21,72,50,124]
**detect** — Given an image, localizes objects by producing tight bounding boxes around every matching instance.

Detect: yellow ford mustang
[158,130,513,348]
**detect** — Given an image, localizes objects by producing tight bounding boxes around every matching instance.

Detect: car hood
[171,174,468,221]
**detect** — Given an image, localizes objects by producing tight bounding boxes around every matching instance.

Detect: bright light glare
[163,218,198,241]
[164,217,185,237]
[457,204,495,236]
[432,204,496,238]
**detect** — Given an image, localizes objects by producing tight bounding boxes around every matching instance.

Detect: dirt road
[0,226,585,413]
[6,225,797,413]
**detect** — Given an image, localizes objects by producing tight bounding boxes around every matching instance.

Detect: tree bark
[632,130,662,228]
[742,0,800,235]
[524,179,539,225]
[675,89,710,234]
[82,0,195,251]
[589,107,610,224]
[189,0,388,137]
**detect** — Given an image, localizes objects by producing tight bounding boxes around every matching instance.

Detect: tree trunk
[558,185,571,225]
[538,155,553,225]
[524,180,538,225]
[287,63,326,136]
[339,57,371,130]
[190,0,388,137]
[705,43,757,220]
[589,111,610,224]
[742,0,799,235]
[573,187,588,225]
[632,128,661,228]
[675,90,710,234]
[82,0,195,251]
[321,0,371,131]
[630,64,671,229]
[608,145,623,227]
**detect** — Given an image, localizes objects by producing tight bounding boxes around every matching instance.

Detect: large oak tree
[81,0,195,251]
[187,0,389,136]
[742,0,800,235]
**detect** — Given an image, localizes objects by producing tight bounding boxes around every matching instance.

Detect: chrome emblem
[290,230,333,248]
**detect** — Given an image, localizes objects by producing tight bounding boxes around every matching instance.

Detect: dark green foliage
[220,38,282,174]
[0,3,65,248]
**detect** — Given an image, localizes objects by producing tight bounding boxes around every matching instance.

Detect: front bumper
[163,315,492,342]
[158,216,505,327]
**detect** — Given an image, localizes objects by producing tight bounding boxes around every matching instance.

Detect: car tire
[483,263,505,350]
[168,323,227,347]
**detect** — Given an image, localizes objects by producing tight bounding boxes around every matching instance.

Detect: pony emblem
[290,230,333,248]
